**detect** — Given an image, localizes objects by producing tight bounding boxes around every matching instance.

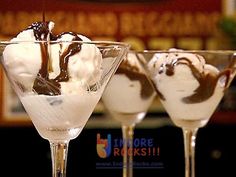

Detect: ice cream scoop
[3,21,102,95]
[147,49,231,123]
[102,52,156,125]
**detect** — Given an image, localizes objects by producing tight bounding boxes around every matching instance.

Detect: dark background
[1,121,236,177]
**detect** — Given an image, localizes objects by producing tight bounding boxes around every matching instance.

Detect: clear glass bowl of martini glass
[102,51,156,177]
[0,40,130,177]
[137,49,236,177]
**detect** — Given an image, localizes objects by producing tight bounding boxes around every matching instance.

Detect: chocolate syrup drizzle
[117,59,154,99]
[157,56,232,103]
[28,22,82,95]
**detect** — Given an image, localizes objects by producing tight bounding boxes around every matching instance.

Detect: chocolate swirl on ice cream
[117,59,154,99]
[157,55,231,103]
[29,22,83,96]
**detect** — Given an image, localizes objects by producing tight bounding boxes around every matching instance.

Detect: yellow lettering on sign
[75,12,118,36]
[120,11,221,37]
[0,11,221,37]
[47,11,74,33]
[75,12,90,35]
[121,36,145,50]
[144,12,160,36]
[0,10,222,51]
[120,12,145,37]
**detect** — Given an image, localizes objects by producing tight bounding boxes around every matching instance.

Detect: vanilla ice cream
[2,21,104,141]
[148,49,231,128]
[3,21,102,95]
[102,52,156,126]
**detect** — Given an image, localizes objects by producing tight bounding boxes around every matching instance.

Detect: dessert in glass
[137,49,236,177]
[102,51,156,177]
[0,21,130,177]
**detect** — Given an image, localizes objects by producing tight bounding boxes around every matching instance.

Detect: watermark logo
[113,137,160,157]
[96,133,112,158]
[96,133,163,169]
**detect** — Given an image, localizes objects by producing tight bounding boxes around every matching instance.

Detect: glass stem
[122,124,134,177]
[182,128,198,177]
[50,141,69,177]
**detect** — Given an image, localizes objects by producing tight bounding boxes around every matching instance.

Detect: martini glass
[0,40,129,177]
[137,50,236,177]
[102,51,156,177]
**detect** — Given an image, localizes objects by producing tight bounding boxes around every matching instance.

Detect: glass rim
[132,49,236,54]
[0,40,131,48]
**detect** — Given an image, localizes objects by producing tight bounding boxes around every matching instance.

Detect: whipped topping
[148,49,231,122]
[3,21,102,95]
[148,49,230,103]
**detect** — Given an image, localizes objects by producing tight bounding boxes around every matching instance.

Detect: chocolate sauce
[27,22,50,41]
[54,32,82,83]
[117,59,154,99]
[158,57,232,103]
[28,22,82,95]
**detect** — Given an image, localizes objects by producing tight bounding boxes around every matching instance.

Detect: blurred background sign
[0,0,236,125]
[0,0,232,50]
